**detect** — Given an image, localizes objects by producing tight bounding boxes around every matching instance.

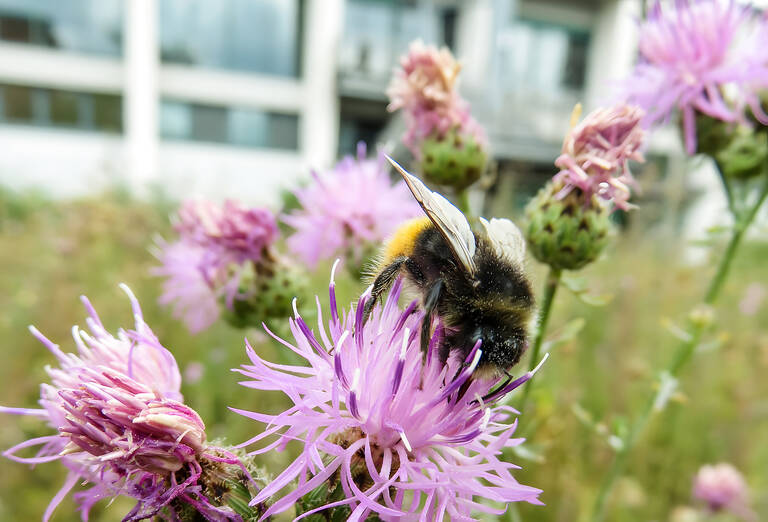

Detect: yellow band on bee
[383,216,431,262]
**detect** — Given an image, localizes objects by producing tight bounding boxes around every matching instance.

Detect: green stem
[518,267,562,409]
[456,189,471,215]
[591,178,768,521]
[714,159,737,218]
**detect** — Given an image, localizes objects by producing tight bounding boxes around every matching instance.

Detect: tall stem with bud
[591,174,768,521]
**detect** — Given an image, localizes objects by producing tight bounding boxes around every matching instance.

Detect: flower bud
[420,129,487,190]
[222,258,308,328]
[525,180,611,271]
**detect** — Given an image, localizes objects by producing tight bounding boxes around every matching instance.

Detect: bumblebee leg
[477,369,515,403]
[363,256,407,323]
[420,279,444,353]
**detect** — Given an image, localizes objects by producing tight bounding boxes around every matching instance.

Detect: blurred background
[0,1,766,521]
[0,0,732,238]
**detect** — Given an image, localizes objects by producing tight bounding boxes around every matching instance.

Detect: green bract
[419,129,486,190]
[525,181,611,271]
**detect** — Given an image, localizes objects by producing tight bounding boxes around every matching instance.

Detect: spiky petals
[283,143,421,269]
[232,270,542,520]
[387,40,487,155]
[0,286,242,521]
[623,0,768,155]
[152,238,221,333]
[554,104,646,211]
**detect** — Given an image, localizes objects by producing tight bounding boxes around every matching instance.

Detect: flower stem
[456,189,471,215]
[519,267,562,409]
[591,177,768,521]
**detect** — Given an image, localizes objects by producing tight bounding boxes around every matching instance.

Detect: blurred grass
[0,187,765,521]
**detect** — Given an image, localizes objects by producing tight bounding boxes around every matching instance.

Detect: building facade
[0,0,723,242]
[0,0,339,204]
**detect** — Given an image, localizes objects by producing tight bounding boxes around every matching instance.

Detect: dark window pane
[3,84,33,121]
[191,104,228,143]
[49,89,78,126]
[0,14,29,42]
[159,0,302,76]
[161,98,299,150]
[563,32,590,90]
[92,93,121,132]
[268,113,299,150]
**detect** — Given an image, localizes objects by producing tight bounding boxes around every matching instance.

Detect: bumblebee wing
[386,156,477,274]
[480,217,526,266]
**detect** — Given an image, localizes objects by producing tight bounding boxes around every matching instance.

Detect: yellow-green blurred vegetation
[0,186,766,521]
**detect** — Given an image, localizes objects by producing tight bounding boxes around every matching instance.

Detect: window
[160,100,299,150]
[0,83,122,132]
[339,0,453,80]
[159,0,303,77]
[498,19,591,97]
[0,0,123,56]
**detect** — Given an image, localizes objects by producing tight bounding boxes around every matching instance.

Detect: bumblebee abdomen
[382,217,432,263]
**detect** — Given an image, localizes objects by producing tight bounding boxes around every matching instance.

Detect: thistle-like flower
[175,199,279,266]
[554,104,645,211]
[387,40,488,189]
[152,238,221,333]
[623,0,768,155]
[0,286,256,521]
[154,199,294,331]
[232,263,543,520]
[526,104,645,271]
[283,143,421,271]
[693,463,755,520]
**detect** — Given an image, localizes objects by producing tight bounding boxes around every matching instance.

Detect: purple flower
[693,463,755,520]
[387,40,487,155]
[623,0,768,155]
[176,199,279,265]
[152,238,221,333]
[283,144,422,270]
[232,263,543,520]
[154,200,280,332]
[554,104,646,211]
[0,286,245,521]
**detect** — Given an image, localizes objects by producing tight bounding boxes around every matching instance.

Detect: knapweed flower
[554,104,646,211]
[0,285,250,521]
[623,0,768,155]
[232,263,543,520]
[387,40,488,180]
[175,199,279,265]
[693,463,755,519]
[154,199,284,332]
[283,143,421,270]
[152,238,221,333]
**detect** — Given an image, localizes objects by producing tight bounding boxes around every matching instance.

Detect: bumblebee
[363,158,535,378]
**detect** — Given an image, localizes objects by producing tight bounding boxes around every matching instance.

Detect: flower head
[693,463,754,519]
[176,199,279,265]
[233,263,543,520]
[283,143,421,270]
[387,40,487,156]
[623,0,768,155]
[154,199,282,332]
[554,104,646,211]
[152,238,221,333]
[0,286,245,521]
